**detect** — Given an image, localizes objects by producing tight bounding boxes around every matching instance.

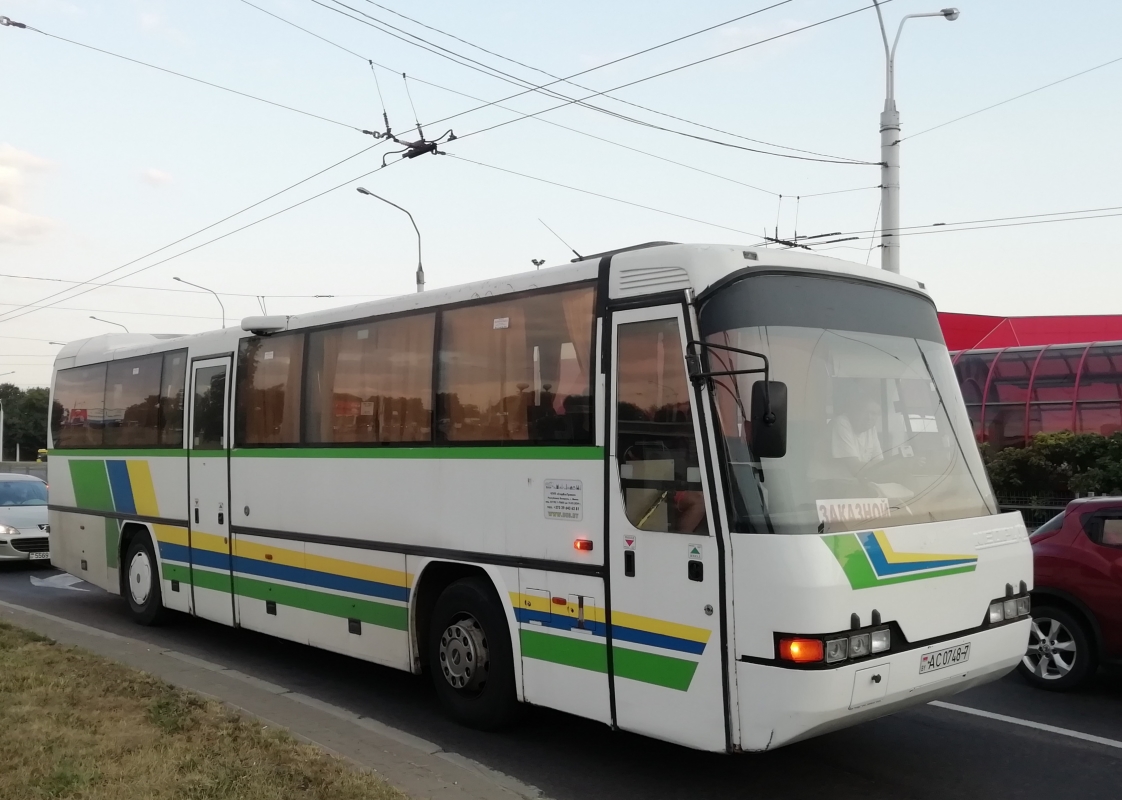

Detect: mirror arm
[686,341,775,423]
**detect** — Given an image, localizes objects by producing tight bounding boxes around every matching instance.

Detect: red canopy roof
[938,313,1122,351]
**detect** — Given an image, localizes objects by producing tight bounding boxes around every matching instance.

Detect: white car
[0,474,50,562]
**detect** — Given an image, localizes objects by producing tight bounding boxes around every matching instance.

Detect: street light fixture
[0,371,13,463]
[873,2,960,274]
[173,277,226,328]
[89,315,130,333]
[356,187,425,293]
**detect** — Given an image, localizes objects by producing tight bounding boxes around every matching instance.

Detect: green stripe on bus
[160,564,408,630]
[232,575,409,630]
[51,449,187,458]
[231,446,604,461]
[824,533,977,589]
[612,645,699,691]
[520,629,607,673]
[69,460,114,512]
[51,446,603,460]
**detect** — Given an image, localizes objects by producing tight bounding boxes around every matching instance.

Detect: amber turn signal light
[574,539,594,551]
[779,637,824,663]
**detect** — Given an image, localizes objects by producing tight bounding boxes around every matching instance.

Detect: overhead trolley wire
[0,142,386,324]
[348,0,877,163]
[14,24,366,132]
[314,0,884,165]
[0,273,389,299]
[905,54,1122,141]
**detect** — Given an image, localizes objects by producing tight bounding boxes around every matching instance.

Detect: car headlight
[0,524,19,536]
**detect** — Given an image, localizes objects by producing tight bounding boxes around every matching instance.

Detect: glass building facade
[952,343,1122,450]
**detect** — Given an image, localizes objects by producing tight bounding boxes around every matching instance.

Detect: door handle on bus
[624,550,635,577]
[218,511,224,525]
[194,508,199,524]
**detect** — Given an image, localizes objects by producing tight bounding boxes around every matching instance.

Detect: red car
[1021,497,1122,690]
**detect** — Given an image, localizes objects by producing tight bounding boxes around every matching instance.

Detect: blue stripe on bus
[156,541,407,602]
[610,625,707,655]
[105,460,136,515]
[515,607,607,636]
[230,555,409,603]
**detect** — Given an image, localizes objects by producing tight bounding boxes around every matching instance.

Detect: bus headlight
[825,638,848,663]
[871,629,891,654]
[849,632,872,658]
[988,602,1004,624]
[1016,596,1031,617]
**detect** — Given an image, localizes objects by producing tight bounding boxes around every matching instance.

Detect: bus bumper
[734,619,1029,751]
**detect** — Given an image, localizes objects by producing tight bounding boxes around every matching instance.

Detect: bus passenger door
[187,356,235,626]
[607,305,727,751]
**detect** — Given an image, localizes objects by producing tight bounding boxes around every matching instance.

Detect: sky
[1,0,1120,390]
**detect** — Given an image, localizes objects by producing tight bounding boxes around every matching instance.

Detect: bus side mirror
[751,381,787,459]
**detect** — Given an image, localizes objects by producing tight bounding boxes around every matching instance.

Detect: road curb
[0,598,546,800]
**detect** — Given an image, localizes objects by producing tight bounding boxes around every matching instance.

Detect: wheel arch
[409,561,520,678]
[116,522,164,600]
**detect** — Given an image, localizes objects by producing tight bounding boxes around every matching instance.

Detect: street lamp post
[89,315,130,333]
[0,371,13,462]
[873,2,959,274]
[173,277,226,328]
[356,187,425,293]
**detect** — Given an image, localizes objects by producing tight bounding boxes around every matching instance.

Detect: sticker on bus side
[545,480,582,521]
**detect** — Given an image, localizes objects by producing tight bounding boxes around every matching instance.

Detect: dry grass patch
[0,622,409,799]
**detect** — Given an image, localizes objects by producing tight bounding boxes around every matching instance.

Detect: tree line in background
[981,431,1122,502]
[0,383,49,461]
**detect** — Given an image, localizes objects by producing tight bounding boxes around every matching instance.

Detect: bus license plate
[29,552,50,560]
[919,643,970,674]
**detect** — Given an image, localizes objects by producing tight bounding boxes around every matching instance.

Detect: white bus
[47,243,1031,752]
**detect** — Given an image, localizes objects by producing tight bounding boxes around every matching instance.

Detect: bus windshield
[698,272,996,535]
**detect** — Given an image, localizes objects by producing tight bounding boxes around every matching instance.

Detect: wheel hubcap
[129,549,153,606]
[1022,616,1077,680]
[438,616,489,692]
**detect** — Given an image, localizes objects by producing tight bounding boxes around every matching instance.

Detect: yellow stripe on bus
[125,460,161,517]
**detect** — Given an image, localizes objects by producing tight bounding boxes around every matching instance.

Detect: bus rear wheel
[428,578,518,730]
[124,532,166,626]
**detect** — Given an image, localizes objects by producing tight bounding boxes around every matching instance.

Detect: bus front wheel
[428,578,518,730]
[124,532,166,626]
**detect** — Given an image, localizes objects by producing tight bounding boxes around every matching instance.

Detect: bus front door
[187,356,235,626]
[607,304,728,751]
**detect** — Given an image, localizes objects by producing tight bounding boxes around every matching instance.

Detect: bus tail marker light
[574,539,593,552]
[779,638,824,663]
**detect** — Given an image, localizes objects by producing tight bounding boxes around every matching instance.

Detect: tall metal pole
[356,187,425,293]
[873,3,960,274]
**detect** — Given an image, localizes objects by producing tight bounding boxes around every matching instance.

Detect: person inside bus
[831,394,885,472]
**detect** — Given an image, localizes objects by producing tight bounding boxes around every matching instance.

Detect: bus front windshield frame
[697,272,997,535]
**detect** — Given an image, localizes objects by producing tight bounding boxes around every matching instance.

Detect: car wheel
[1017,605,1096,691]
[428,577,518,730]
[124,533,166,626]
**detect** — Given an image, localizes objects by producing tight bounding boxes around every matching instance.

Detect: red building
[941,313,1122,450]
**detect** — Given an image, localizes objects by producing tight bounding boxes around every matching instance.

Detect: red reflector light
[779,637,824,663]
[574,539,593,551]
[551,596,567,605]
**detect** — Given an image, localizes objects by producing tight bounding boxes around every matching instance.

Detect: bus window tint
[305,314,435,444]
[193,365,227,449]
[104,355,162,447]
[615,318,706,534]
[236,334,304,445]
[437,285,595,443]
[160,350,187,447]
[51,363,107,448]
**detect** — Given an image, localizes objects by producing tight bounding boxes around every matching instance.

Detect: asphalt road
[3,562,1120,800]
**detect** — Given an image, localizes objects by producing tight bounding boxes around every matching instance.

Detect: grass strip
[0,621,408,799]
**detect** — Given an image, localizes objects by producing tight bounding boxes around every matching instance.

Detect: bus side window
[615,319,706,535]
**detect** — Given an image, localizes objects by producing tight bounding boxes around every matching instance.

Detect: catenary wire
[905,54,1122,141]
[444,2,891,164]
[808,211,1122,247]
[240,0,786,195]
[808,204,1122,238]
[313,0,883,164]
[446,154,767,241]
[0,273,390,299]
[18,25,365,131]
[0,143,385,323]
[0,158,402,327]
